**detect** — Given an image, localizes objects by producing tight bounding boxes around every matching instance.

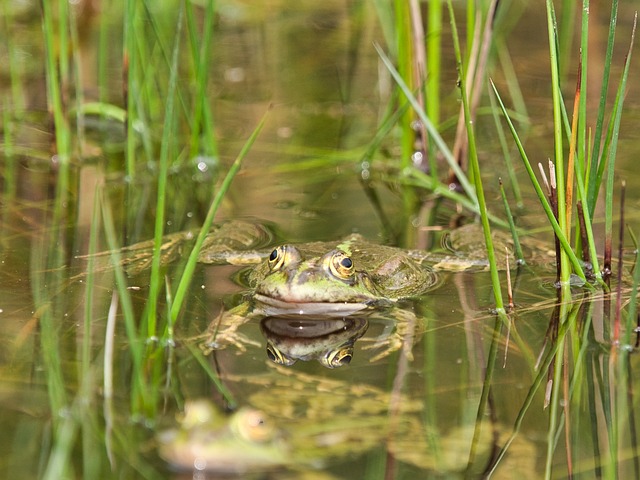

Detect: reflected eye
[323,347,354,368]
[266,344,296,366]
[329,251,355,279]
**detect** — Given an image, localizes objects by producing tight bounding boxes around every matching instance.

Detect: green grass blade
[41,0,72,269]
[586,0,618,215]
[185,343,236,406]
[148,5,184,336]
[124,0,141,177]
[187,0,218,157]
[446,2,512,470]
[374,44,478,206]
[100,190,149,413]
[546,0,571,285]
[625,227,640,346]
[446,0,503,310]
[81,191,101,385]
[489,86,523,208]
[498,179,525,263]
[426,0,442,132]
[568,0,603,281]
[2,4,26,112]
[602,14,636,273]
[170,110,270,324]
[495,39,529,127]
[393,0,415,171]
[490,80,587,283]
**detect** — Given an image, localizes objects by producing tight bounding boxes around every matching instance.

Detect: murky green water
[2,0,640,478]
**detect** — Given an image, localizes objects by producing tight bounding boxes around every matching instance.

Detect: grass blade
[374,44,478,206]
[490,80,587,283]
[546,0,571,284]
[586,0,619,215]
[602,13,637,274]
[147,4,184,336]
[169,109,270,324]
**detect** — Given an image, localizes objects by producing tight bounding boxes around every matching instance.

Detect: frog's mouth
[253,294,370,316]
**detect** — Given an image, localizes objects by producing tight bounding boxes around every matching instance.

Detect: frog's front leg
[361,309,422,362]
[200,303,261,355]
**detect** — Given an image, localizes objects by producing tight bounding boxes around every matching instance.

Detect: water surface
[1,1,640,478]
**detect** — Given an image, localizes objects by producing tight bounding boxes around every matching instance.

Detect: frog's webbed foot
[360,309,420,362]
[201,329,261,355]
[200,307,260,355]
[361,332,410,362]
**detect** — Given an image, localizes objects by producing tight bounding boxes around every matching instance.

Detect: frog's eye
[266,344,296,366]
[268,247,284,270]
[180,400,216,428]
[233,408,277,443]
[322,347,354,368]
[267,245,300,271]
[329,251,355,279]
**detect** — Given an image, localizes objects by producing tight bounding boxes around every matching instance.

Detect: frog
[157,365,419,473]
[156,364,536,477]
[157,400,289,474]
[201,233,441,362]
[201,221,555,361]
[247,234,440,315]
[88,220,549,362]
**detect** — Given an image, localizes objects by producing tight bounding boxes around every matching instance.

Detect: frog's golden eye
[266,344,296,366]
[267,245,300,272]
[322,347,354,368]
[329,251,355,279]
[268,247,284,270]
[180,400,217,428]
[233,408,277,443]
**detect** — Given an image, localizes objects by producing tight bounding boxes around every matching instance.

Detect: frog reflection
[259,316,369,368]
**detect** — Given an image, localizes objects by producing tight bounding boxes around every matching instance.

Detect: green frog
[202,233,441,362]
[247,234,439,315]
[157,365,418,474]
[158,366,404,474]
[100,221,548,362]
[157,400,289,474]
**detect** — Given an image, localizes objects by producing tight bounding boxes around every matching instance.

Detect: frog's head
[157,400,288,473]
[251,245,385,315]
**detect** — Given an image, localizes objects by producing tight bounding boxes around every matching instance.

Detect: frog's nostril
[296,270,311,283]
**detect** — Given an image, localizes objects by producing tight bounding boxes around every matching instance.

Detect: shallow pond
[1,0,640,478]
